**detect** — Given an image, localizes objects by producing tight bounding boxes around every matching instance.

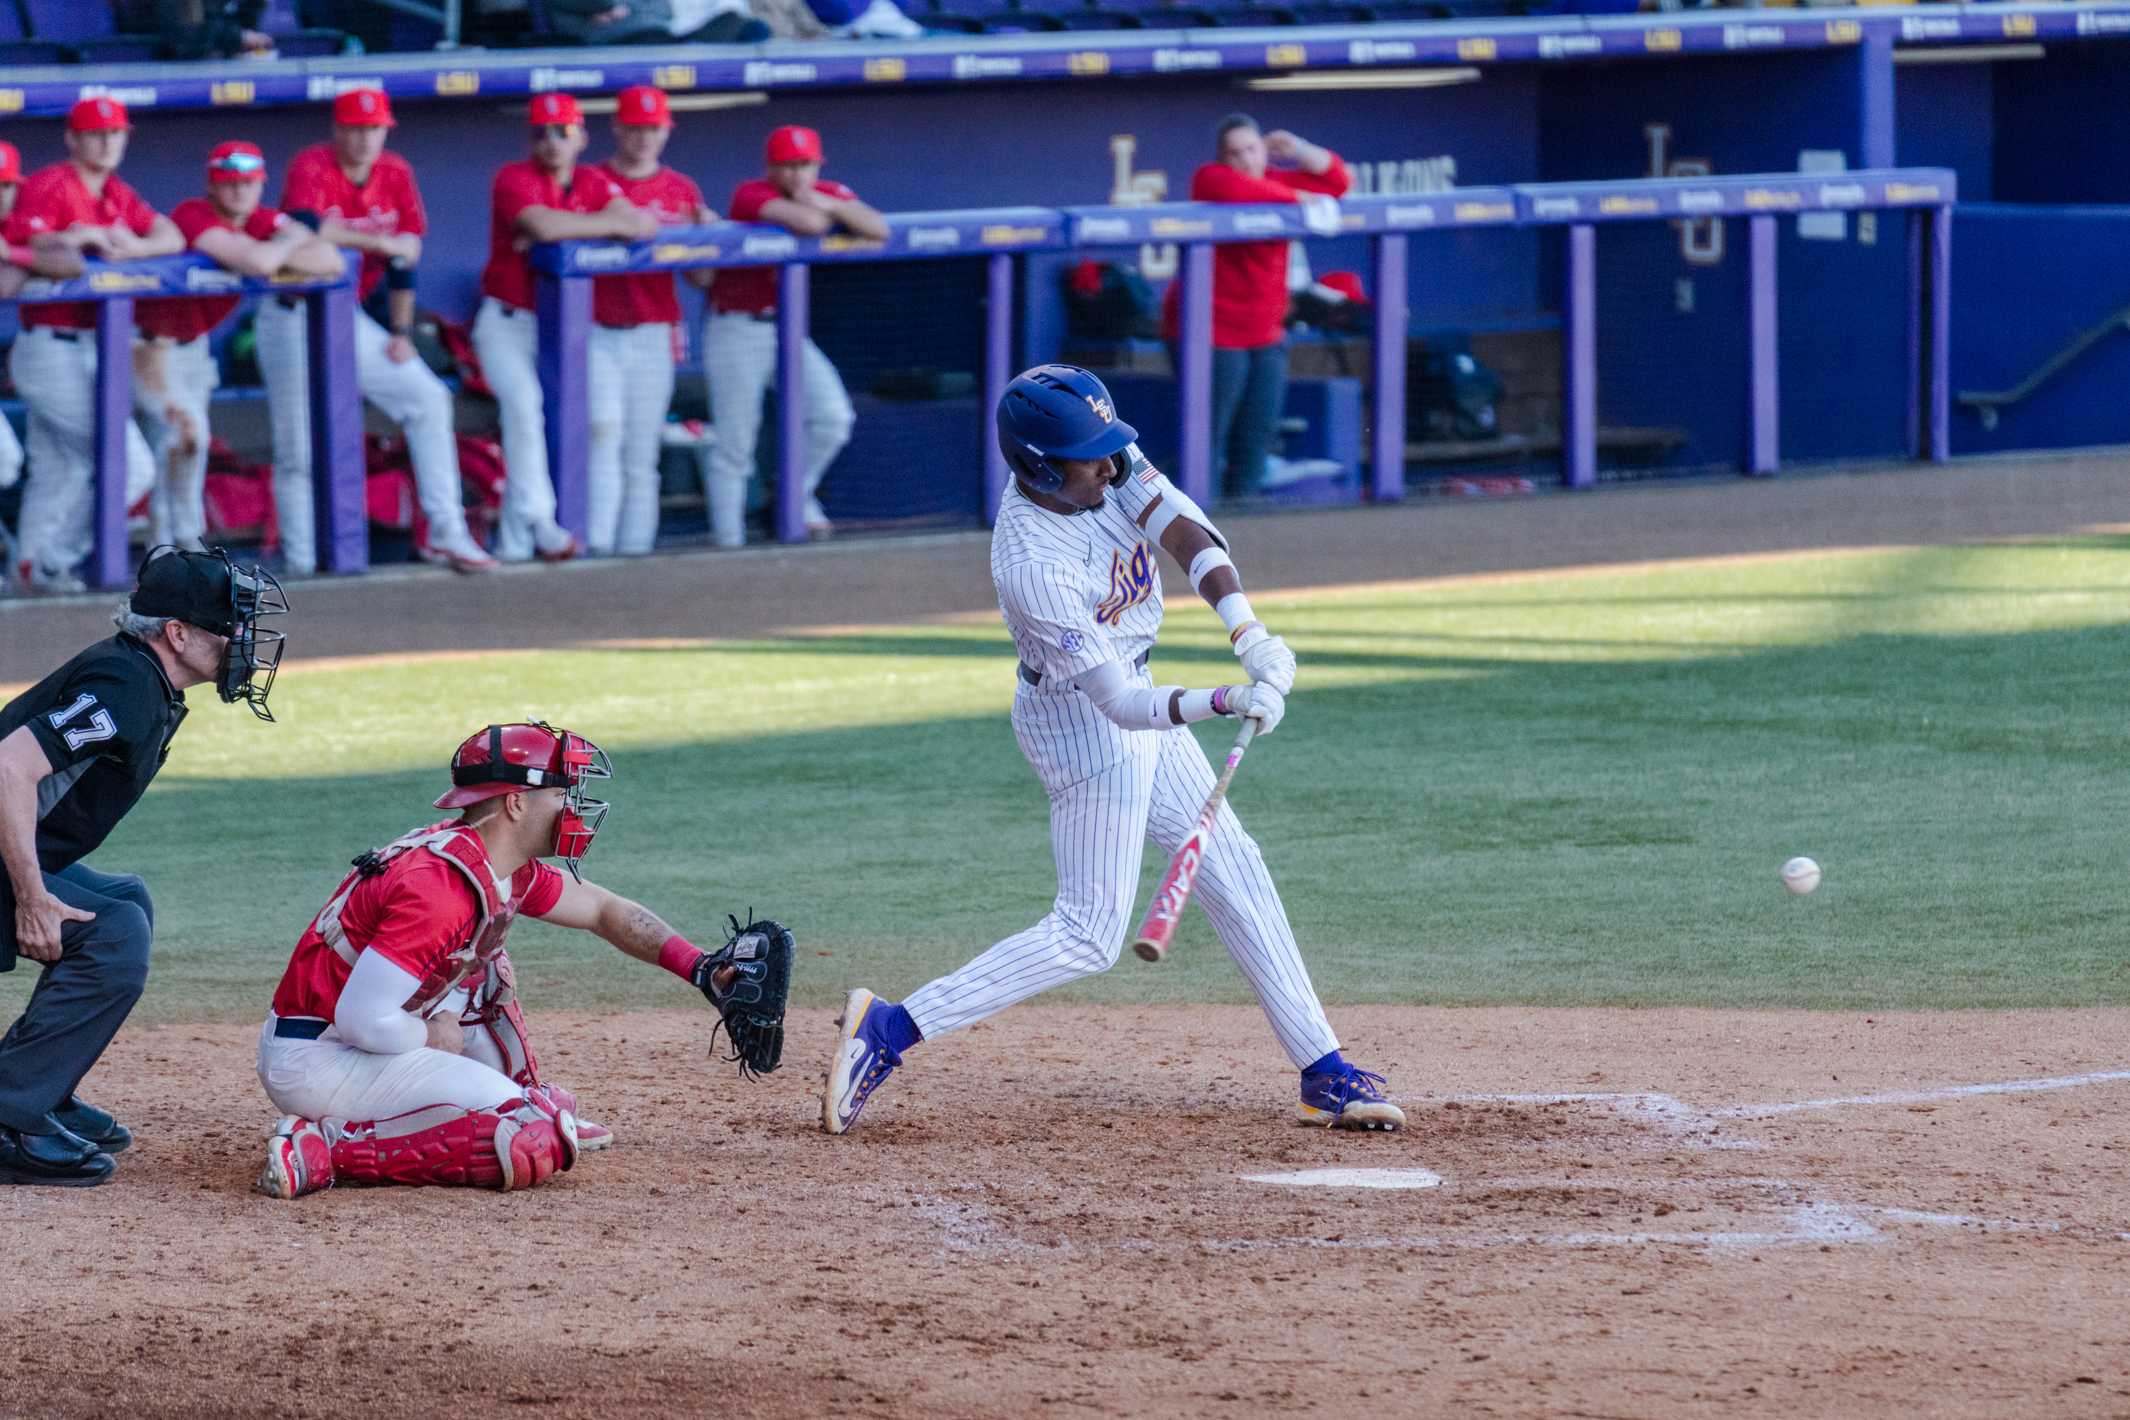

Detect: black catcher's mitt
[692,914,794,1077]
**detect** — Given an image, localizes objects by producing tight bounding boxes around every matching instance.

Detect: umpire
[0,545,286,1185]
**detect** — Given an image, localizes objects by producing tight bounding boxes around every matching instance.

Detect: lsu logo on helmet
[1085,395,1113,423]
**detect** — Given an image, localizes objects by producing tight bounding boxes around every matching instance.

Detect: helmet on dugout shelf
[435,722,612,877]
[995,364,1138,494]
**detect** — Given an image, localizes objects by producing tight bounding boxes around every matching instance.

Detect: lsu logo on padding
[1096,544,1155,625]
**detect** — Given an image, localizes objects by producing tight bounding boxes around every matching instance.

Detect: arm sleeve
[333,948,429,1054]
[395,162,428,237]
[1073,657,1229,730]
[1191,163,1308,205]
[997,561,1111,683]
[1275,152,1351,197]
[24,667,153,774]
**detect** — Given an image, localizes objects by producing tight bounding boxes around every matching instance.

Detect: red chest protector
[308,819,517,1020]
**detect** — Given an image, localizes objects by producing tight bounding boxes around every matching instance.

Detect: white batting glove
[1232,624,1297,696]
[1221,682,1286,735]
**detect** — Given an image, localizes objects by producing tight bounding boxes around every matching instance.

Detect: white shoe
[831,0,923,37]
[418,528,499,575]
[1261,456,1344,489]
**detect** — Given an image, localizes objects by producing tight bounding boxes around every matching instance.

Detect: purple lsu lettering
[1095,543,1156,625]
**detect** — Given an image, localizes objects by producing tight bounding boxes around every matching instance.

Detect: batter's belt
[1019,649,1148,687]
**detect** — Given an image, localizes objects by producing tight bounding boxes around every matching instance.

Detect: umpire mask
[133,545,290,721]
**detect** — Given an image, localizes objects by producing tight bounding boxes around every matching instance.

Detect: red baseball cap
[614,85,671,128]
[68,96,132,133]
[207,140,268,181]
[765,125,823,165]
[0,142,19,184]
[528,93,584,128]
[333,87,395,127]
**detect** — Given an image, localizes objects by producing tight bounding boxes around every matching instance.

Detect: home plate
[1241,1167,1445,1190]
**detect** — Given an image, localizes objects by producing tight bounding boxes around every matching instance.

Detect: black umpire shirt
[0,635,188,966]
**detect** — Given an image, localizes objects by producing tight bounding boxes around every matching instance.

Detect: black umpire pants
[0,863,153,1134]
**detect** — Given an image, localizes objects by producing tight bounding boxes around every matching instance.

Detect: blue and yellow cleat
[1298,1063,1406,1131]
[823,988,904,1136]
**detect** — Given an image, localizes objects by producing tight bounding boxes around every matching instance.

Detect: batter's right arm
[0,728,94,962]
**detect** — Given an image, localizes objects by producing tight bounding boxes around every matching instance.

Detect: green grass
[13,535,2130,1021]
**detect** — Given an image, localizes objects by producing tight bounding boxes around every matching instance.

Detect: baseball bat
[1130,717,1259,963]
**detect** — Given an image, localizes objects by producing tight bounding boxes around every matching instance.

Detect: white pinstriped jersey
[991,471,1168,686]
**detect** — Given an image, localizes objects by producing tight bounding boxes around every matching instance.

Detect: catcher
[254,721,791,1198]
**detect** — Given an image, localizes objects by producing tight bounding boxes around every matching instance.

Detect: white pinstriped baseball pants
[903,671,1340,1069]
[255,300,478,574]
[7,327,157,577]
[702,312,852,546]
[587,321,675,556]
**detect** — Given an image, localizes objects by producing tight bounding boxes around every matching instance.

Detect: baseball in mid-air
[1781,856,1822,895]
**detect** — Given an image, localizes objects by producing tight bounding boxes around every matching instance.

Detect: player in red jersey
[472,92,657,564]
[4,98,180,594]
[702,125,884,547]
[1159,115,1349,498]
[135,142,342,554]
[258,88,495,576]
[0,140,84,515]
[585,85,712,557]
[255,722,746,1197]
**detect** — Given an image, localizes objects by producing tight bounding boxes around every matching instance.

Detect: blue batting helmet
[995,364,1138,494]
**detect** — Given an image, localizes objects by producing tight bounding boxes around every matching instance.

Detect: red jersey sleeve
[726,179,775,224]
[1191,162,1306,205]
[816,179,858,203]
[4,172,57,241]
[391,158,428,237]
[116,182,158,236]
[1272,152,1350,198]
[246,206,288,241]
[517,860,567,918]
[578,166,623,210]
[493,165,543,232]
[363,858,480,981]
[171,198,222,245]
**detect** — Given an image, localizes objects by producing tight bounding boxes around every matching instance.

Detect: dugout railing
[1,167,1951,585]
[1,259,360,590]
[531,168,1953,543]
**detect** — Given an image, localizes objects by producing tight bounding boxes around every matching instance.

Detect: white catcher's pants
[587,321,674,556]
[702,312,853,547]
[902,671,1340,1069]
[256,299,477,574]
[257,1016,522,1123]
[8,327,157,576]
[137,335,218,551]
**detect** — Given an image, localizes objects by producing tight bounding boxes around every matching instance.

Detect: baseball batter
[825,365,1404,1135]
[257,722,794,1198]
[5,98,178,594]
[473,92,658,564]
[586,85,711,557]
[701,125,882,547]
[136,142,343,554]
[259,88,495,576]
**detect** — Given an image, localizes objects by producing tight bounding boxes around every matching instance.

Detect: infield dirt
[1,452,2127,1417]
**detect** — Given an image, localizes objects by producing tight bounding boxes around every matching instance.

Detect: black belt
[275,295,302,309]
[33,328,81,343]
[272,1016,329,1040]
[713,309,777,323]
[1020,649,1146,686]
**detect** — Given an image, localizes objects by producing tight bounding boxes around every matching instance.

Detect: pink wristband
[657,934,705,982]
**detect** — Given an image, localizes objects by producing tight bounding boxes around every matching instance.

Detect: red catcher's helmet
[435,722,611,876]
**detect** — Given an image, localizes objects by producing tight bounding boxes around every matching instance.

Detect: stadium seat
[0,40,70,63]
[73,35,164,62]
[19,0,117,47]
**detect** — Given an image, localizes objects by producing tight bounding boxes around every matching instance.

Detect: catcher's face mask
[435,722,611,879]
[549,727,611,879]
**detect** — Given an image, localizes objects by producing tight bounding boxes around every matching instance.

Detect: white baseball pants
[902,671,1340,1070]
[256,1016,522,1122]
[587,321,675,556]
[702,312,853,547]
[0,408,22,491]
[8,326,157,578]
[474,297,625,561]
[255,299,479,575]
[136,335,218,552]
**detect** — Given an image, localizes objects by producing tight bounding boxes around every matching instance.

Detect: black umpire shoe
[54,1096,131,1154]
[0,1122,115,1187]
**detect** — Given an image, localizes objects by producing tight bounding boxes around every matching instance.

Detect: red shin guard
[326,1098,576,1191]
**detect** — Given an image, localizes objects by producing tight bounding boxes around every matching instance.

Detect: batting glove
[1233,624,1297,696]
[1220,682,1286,735]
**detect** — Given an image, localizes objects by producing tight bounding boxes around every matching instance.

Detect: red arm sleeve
[1190,162,1308,205]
